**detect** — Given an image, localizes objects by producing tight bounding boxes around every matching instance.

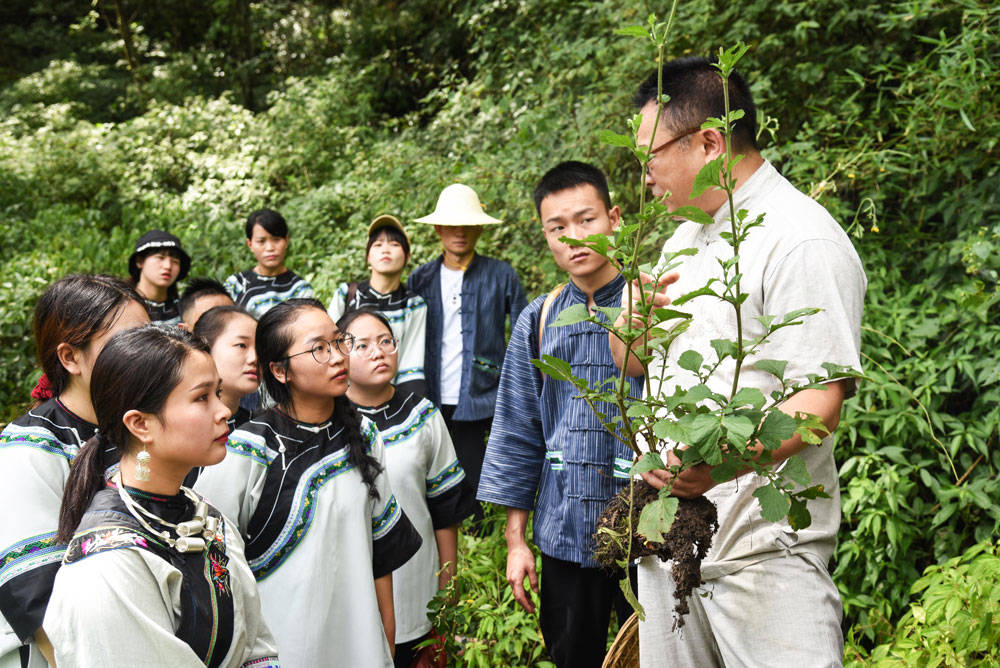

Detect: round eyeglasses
[351,336,399,358]
[284,335,355,364]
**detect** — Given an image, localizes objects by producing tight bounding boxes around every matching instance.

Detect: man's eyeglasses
[644,127,702,174]
[351,336,399,358]
[284,335,356,364]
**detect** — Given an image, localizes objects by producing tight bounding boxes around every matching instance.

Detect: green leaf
[637,496,679,543]
[710,457,742,483]
[678,350,703,373]
[676,384,712,407]
[550,303,590,327]
[691,156,724,198]
[626,403,653,418]
[794,412,829,444]
[598,129,633,148]
[710,338,737,361]
[754,359,788,381]
[594,306,622,324]
[688,414,723,463]
[781,455,811,487]
[652,419,687,443]
[781,307,821,324]
[787,498,812,530]
[731,387,766,409]
[651,308,691,322]
[613,25,649,39]
[619,576,645,621]
[672,284,719,306]
[722,414,755,444]
[531,355,573,382]
[630,451,666,475]
[753,485,790,522]
[670,206,715,225]
[758,410,797,450]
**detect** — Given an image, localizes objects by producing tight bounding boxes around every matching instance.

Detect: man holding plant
[479,162,642,668]
[614,57,866,666]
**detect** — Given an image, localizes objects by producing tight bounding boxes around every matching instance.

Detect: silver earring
[135,447,151,481]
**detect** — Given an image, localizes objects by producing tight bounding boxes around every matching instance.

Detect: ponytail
[334,395,381,499]
[56,326,210,543]
[57,435,108,543]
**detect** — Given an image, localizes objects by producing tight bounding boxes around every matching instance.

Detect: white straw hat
[414,184,502,226]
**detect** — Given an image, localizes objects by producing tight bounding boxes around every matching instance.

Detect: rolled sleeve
[477,300,545,510]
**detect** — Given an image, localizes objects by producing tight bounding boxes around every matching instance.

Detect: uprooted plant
[532,9,859,626]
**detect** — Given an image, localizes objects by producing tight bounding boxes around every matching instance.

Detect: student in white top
[340,308,474,667]
[328,215,428,397]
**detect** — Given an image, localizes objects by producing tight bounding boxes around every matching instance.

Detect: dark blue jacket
[408,254,527,421]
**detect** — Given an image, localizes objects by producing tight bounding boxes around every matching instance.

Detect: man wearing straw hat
[409,184,527,525]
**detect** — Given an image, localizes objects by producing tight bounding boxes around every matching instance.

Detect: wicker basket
[602,612,639,668]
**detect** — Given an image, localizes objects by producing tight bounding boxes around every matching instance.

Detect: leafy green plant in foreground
[532,10,860,622]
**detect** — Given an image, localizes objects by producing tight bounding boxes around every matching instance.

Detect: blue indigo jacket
[477,275,642,566]
[408,254,527,421]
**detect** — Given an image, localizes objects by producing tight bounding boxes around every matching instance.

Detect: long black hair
[57,326,210,542]
[257,299,381,497]
[33,274,144,399]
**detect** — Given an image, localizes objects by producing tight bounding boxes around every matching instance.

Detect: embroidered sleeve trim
[0,426,75,460]
[426,460,465,498]
[0,533,63,588]
[63,526,158,564]
[226,432,274,466]
[371,495,402,541]
[242,658,280,667]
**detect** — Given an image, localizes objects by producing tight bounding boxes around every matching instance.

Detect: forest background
[0,0,997,664]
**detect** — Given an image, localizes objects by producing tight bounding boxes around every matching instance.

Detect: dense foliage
[2,0,997,662]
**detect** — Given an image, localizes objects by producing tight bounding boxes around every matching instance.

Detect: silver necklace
[113,472,220,554]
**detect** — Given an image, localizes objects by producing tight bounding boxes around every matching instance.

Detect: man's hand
[616,271,679,328]
[640,449,719,498]
[610,270,680,376]
[506,542,539,613]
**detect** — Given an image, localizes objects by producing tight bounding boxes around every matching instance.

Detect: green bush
[844,541,1000,666]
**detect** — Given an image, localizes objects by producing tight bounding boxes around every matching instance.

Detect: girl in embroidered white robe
[45,325,278,667]
[195,299,421,668]
[340,309,474,667]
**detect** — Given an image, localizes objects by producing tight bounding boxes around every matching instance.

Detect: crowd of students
[1,56,866,668]
[0,177,529,668]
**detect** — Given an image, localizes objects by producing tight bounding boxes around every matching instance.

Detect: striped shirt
[224,269,314,318]
[477,274,642,567]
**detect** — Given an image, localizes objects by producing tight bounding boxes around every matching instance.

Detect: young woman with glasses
[194,298,421,667]
[339,309,474,668]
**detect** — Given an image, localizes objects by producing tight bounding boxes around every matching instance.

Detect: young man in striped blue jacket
[477,162,642,668]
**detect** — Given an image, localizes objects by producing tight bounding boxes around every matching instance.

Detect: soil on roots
[594,480,718,628]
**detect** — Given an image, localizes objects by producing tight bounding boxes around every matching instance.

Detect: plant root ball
[593,480,718,628]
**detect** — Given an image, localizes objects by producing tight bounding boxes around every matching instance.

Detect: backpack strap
[345,282,359,310]
[538,283,567,357]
